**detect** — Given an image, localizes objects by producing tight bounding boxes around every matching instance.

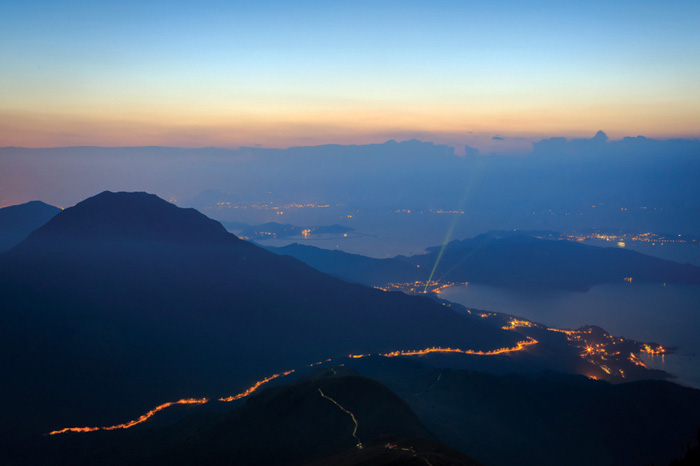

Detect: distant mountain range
[4,135,699,235]
[0,200,60,251]
[267,232,700,291]
[268,243,421,284]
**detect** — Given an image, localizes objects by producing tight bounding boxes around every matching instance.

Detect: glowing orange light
[102,398,208,431]
[502,318,535,330]
[546,327,577,335]
[219,370,295,402]
[640,344,666,355]
[628,353,648,368]
[48,398,208,436]
[48,426,101,435]
[381,337,537,358]
[46,337,543,436]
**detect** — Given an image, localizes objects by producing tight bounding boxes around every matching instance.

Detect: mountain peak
[0,200,62,251]
[19,191,236,246]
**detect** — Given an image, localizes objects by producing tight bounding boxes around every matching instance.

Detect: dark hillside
[0,191,518,435]
[0,200,60,251]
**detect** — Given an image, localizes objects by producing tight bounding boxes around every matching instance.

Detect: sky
[2,0,699,153]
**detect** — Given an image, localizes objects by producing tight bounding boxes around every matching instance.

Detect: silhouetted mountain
[409,233,700,290]
[0,200,60,251]
[306,437,483,466]
[267,243,420,285]
[0,191,519,436]
[18,191,233,246]
[149,375,434,466]
[342,357,700,466]
[219,220,251,231]
[5,134,699,235]
[3,191,693,465]
[267,232,700,291]
[669,429,700,466]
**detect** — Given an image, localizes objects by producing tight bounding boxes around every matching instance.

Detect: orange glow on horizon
[2,103,698,151]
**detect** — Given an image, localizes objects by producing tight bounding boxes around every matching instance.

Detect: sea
[440,282,700,388]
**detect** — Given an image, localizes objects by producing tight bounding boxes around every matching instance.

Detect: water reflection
[440,282,700,388]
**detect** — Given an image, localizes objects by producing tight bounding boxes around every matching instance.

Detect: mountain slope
[267,243,420,285]
[343,357,700,466]
[268,232,700,291]
[0,191,519,435]
[410,233,700,290]
[15,372,482,466]
[18,356,700,466]
[17,191,233,245]
[0,200,60,251]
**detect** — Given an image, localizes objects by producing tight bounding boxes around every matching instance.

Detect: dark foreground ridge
[15,372,483,466]
[13,359,700,466]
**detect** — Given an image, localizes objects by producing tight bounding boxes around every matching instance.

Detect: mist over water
[440,282,700,387]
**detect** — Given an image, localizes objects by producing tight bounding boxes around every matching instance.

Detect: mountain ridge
[18,191,235,247]
[0,191,520,435]
[266,231,700,291]
[0,200,60,251]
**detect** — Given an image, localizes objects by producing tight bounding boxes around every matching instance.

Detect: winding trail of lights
[379,337,538,358]
[318,388,363,449]
[48,339,537,436]
[48,398,209,435]
[219,370,296,402]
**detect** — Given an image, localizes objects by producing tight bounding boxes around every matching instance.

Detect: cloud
[593,130,608,142]
[492,136,504,141]
[464,145,480,157]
